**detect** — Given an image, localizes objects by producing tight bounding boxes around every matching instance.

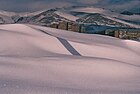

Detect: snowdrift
[0,24,140,94]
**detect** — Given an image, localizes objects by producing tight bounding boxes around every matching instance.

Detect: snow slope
[0,10,16,17]
[70,7,140,21]
[55,11,79,21]
[0,14,14,24]
[0,24,140,94]
[71,7,140,27]
[18,10,46,17]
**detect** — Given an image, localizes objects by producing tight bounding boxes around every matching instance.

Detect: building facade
[48,21,83,33]
[105,28,140,40]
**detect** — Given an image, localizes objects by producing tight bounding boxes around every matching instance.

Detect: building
[118,29,140,39]
[49,21,83,33]
[68,22,81,32]
[105,28,140,40]
[49,23,58,28]
[58,21,68,30]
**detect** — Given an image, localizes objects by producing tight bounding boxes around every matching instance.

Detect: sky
[0,0,140,12]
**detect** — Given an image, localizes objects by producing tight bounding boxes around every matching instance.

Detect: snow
[71,7,140,27]
[105,16,140,28]
[0,10,16,17]
[55,11,79,21]
[0,10,16,23]
[0,9,45,17]
[71,7,124,17]
[0,24,140,94]
[0,14,14,23]
[18,10,46,17]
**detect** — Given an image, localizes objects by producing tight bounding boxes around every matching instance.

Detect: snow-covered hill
[70,7,140,28]
[0,24,140,94]
[55,11,79,21]
[16,7,140,28]
[18,10,46,17]
[0,14,14,24]
[0,7,140,28]
[0,10,16,17]
[0,10,15,24]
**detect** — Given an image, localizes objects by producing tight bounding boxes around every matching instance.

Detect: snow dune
[0,24,140,94]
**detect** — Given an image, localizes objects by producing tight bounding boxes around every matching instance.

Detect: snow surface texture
[0,24,140,94]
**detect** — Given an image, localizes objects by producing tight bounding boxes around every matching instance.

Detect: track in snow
[37,29,81,56]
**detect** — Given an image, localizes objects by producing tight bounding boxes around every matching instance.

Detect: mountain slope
[70,7,140,26]
[0,7,139,28]
[55,11,79,21]
[0,10,16,24]
[0,14,14,24]
[0,24,140,94]
[15,9,73,25]
[0,10,16,17]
